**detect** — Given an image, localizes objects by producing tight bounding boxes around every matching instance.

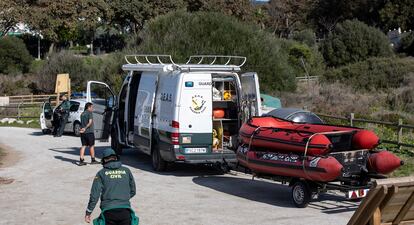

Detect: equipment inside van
[107,55,262,171]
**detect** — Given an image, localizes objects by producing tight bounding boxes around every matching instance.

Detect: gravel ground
[0,127,358,225]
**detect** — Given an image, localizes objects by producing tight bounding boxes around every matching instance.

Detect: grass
[391,152,414,177]
[0,118,40,129]
[320,117,414,177]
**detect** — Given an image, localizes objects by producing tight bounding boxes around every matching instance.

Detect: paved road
[0,127,358,225]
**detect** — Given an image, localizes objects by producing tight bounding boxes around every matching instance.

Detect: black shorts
[81,133,95,146]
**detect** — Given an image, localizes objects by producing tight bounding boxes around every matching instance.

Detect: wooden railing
[318,113,414,149]
[8,94,56,105]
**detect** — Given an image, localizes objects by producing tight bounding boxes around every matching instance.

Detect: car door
[133,72,158,152]
[40,101,53,130]
[240,72,262,123]
[86,81,115,140]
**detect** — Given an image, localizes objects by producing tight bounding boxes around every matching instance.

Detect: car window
[289,112,324,124]
[69,101,80,112]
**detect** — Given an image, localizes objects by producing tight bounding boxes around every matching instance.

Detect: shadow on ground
[192,175,359,211]
[192,175,294,207]
[49,147,223,177]
[29,131,44,136]
[49,146,359,212]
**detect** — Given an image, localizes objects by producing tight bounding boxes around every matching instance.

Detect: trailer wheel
[292,181,311,208]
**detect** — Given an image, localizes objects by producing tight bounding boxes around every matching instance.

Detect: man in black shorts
[79,102,99,166]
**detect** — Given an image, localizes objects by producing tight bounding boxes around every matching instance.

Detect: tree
[310,0,386,36]
[0,0,27,36]
[380,0,414,31]
[135,11,310,92]
[0,36,33,74]
[266,0,315,38]
[321,20,393,67]
[25,0,108,53]
[106,0,185,34]
[185,0,257,22]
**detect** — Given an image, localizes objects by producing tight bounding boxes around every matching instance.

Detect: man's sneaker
[79,158,87,166]
[91,158,100,164]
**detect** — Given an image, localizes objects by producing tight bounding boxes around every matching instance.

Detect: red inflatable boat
[237,145,343,182]
[239,116,380,155]
[367,150,403,174]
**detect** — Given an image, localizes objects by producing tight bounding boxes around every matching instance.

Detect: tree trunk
[48,42,55,55]
[90,38,94,55]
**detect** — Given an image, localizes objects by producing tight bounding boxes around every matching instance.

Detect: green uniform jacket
[86,161,136,215]
[60,100,71,112]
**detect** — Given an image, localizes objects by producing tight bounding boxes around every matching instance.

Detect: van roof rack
[122,54,246,72]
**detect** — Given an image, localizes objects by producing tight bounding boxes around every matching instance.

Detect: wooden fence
[318,113,414,149]
[0,104,42,119]
[8,94,56,105]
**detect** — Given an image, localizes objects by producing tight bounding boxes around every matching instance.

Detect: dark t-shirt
[81,111,94,133]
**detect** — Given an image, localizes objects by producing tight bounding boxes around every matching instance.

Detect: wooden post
[370,207,381,225]
[56,92,60,106]
[17,103,21,120]
[350,113,355,127]
[398,119,403,150]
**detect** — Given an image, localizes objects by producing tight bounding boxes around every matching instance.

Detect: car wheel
[73,122,81,137]
[291,180,311,208]
[151,142,166,172]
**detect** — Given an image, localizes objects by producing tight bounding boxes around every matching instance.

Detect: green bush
[323,57,414,91]
[133,11,301,92]
[29,60,45,74]
[399,32,414,56]
[37,51,124,93]
[0,36,33,74]
[291,29,316,47]
[321,20,393,67]
[288,43,325,77]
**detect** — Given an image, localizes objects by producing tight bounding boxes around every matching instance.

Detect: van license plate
[185,148,207,154]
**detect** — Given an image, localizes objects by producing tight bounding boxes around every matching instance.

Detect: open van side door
[133,72,158,153]
[240,72,262,123]
[86,81,115,140]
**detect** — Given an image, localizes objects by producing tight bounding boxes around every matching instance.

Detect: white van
[109,55,262,171]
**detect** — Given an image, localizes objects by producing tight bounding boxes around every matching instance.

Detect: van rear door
[240,72,262,122]
[178,73,212,153]
[133,72,158,152]
[86,81,115,140]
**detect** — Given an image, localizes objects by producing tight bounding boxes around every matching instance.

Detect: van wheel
[73,122,81,137]
[111,128,124,155]
[151,143,166,172]
[291,180,311,208]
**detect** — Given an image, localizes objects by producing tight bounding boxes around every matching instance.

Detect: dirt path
[0,143,20,168]
[0,127,357,225]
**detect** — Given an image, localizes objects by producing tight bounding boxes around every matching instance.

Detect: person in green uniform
[55,94,71,137]
[85,148,137,225]
[79,102,98,165]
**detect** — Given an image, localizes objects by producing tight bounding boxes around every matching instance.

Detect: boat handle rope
[302,130,355,181]
[247,126,263,163]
